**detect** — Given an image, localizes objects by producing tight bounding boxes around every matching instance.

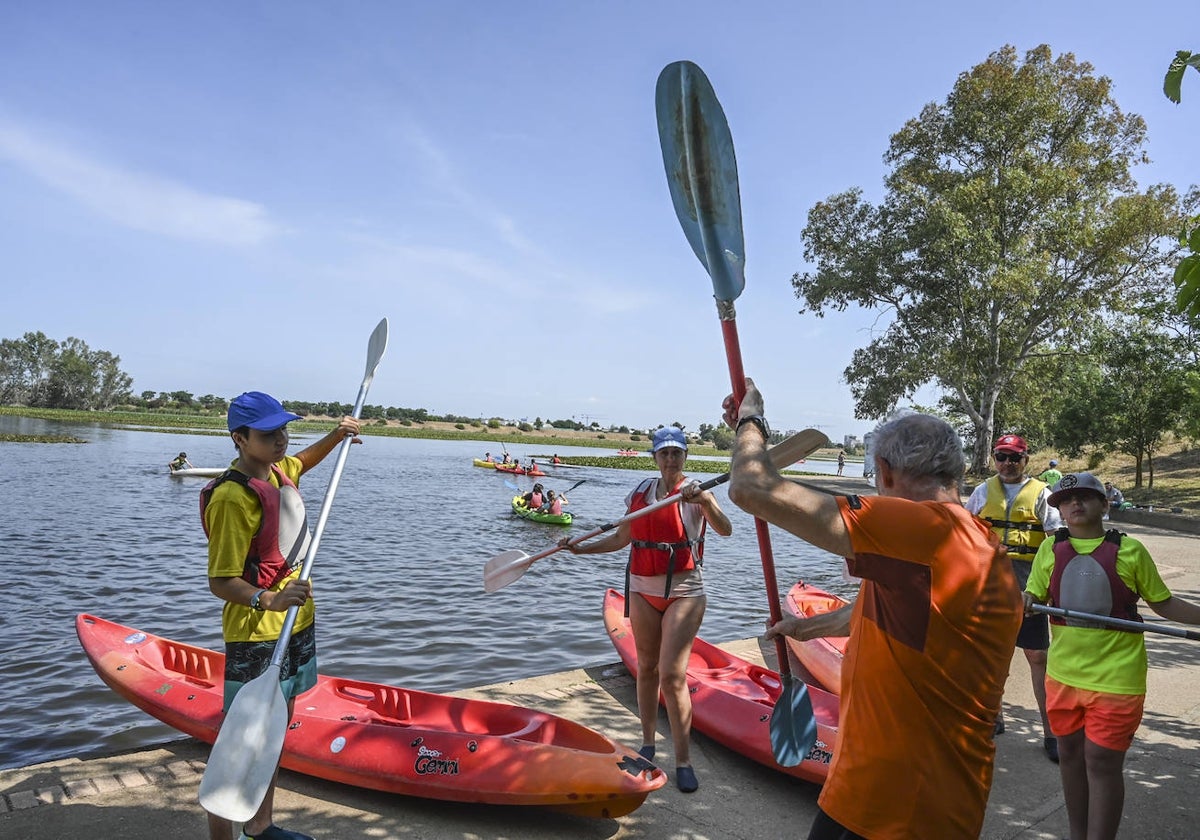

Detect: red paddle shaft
[719,308,791,677]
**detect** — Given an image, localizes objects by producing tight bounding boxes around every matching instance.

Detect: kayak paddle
[483,429,827,593]
[656,60,817,767]
[559,478,587,497]
[199,317,389,822]
[1029,603,1200,640]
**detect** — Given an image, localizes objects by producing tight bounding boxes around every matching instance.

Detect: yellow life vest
[978,476,1048,557]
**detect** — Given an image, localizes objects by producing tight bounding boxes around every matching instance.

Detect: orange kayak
[603,589,838,785]
[77,614,664,817]
[782,581,850,695]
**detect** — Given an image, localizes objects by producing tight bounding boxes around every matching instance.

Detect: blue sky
[1,2,1194,439]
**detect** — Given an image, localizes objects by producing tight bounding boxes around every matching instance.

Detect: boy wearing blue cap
[201,391,360,840]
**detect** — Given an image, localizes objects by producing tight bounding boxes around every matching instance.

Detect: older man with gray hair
[723,379,1021,840]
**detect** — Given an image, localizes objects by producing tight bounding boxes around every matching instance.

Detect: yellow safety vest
[978,476,1048,557]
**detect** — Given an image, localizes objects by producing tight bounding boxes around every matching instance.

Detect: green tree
[794,45,1183,473]
[1053,318,1188,488]
[0,332,132,409]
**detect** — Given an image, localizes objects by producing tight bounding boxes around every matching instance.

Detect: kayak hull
[494,464,526,475]
[169,467,225,478]
[603,589,837,785]
[76,614,664,817]
[472,459,497,469]
[782,582,849,695]
[512,496,573,526]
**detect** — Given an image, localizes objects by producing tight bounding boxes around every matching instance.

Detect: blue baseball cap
[227,391,302,431]
[652,427,688,452]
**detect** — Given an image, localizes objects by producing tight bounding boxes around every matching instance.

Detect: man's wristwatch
[250,589,267,611]
[736,414,771,441]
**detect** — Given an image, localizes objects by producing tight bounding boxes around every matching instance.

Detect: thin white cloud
[403,124,544,258]
[0,119,281,246]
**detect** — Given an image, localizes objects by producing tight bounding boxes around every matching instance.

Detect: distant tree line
[0,332,133,410]
[0,332,782,455]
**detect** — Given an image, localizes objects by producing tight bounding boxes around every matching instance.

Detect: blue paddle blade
[769,673,818,767]
[656,60,746,302]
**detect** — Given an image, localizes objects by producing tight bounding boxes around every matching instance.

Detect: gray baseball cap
[1047,473,1107,507]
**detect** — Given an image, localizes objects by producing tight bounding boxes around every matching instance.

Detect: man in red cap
[966,433,1062,761]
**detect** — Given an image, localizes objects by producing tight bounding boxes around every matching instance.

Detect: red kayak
[782,581,850,695]
[603,590,837,785]
[77,614,665,817]
[494,464,526,475]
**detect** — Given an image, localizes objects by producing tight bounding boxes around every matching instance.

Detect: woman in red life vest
[558,426,732,792]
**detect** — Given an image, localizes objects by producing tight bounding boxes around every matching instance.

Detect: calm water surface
[0,418,856,770]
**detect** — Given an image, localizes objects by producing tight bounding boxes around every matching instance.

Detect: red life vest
[625,478,705,602]
[200,465,311,590]
[1047,528,1142,630]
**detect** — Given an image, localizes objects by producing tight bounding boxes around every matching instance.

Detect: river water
[0,417,857,771]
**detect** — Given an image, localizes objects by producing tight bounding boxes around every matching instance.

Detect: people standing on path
[965,434,1063,761]
[557,426,732,793]
[724,381,1021,840]
[202,391,361,840]
[1025,472,1200,840]
[1039,459,1063,486]
[836,450,845,476]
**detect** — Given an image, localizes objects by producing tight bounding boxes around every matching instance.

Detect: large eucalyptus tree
[794,45,1185,471]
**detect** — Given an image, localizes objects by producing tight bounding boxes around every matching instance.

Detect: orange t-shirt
[818,495,1021,840]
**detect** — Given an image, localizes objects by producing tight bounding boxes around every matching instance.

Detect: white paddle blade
[198,667,289,821]
[768,428,829,469]
[483,550,533,593]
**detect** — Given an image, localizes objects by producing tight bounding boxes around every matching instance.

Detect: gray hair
[872,411,964,490]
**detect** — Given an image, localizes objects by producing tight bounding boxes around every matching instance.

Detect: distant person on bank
[725,381,1021,840]
[557,426,732,794]
[1039,459,1063,487]
[1025,472,1200,840]
[202,391,361,840]
[965,434,1063,761]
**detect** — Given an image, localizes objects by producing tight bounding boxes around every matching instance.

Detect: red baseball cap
[993,434,1028,454]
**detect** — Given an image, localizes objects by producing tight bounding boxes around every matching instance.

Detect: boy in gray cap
[1025,472,1200,840]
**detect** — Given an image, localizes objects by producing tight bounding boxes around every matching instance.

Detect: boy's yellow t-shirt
[1027,532,1170,694]
[205,455,314,643]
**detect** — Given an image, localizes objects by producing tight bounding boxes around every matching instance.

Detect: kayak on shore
[782,581,849,695]
[603,589,838,785]
[76,613,665,817]
[512,495,573,526]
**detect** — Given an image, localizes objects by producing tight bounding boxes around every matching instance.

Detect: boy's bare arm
[296,416,361,473]
[1147,595,1200,625]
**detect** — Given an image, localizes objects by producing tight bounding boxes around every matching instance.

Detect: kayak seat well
[161,641,218,686]
[337,681,413,724]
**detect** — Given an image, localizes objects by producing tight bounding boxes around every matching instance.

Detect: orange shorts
[1045,676,1144,752]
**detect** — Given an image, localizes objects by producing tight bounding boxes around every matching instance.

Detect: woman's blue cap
[227,391,303,431]
[652,426,688,452]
